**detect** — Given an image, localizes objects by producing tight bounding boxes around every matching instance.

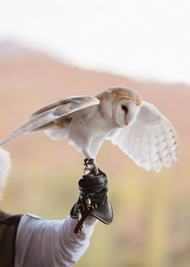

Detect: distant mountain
[0,40,29,58]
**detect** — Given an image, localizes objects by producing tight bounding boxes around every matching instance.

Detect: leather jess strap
[74,209,92,235]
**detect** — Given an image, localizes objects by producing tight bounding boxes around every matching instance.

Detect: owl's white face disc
[113,99,140,128]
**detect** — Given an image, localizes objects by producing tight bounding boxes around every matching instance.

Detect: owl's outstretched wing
[0,96,99,146]
[107,101,179,172]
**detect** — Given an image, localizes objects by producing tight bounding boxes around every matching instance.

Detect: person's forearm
[15,214,97,267]
[61,216,97,265]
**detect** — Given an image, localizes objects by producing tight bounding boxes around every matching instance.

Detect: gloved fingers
[79,176,106,189]
[70,172,113,231]
[79,181,108,197]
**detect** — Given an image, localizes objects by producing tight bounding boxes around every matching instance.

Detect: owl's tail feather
[0,147,11,200]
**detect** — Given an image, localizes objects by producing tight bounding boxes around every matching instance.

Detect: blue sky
[0,0,190,84]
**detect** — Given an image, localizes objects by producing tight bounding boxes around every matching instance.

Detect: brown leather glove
[70,171,113,234]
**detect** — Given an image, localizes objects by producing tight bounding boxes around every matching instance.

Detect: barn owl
[0,86,179,187]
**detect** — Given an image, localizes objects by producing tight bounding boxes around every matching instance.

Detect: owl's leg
[84,158,99,175]
[82,142,106,176]
[84,159,106,176]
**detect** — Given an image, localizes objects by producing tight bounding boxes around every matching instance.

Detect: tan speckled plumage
[96,86,142,106]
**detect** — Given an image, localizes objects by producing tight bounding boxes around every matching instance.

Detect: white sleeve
[14,214,97,267]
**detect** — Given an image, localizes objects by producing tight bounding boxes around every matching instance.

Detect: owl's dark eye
[121,105,128,113]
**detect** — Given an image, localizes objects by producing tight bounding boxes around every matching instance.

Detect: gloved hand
[70,171,113,234]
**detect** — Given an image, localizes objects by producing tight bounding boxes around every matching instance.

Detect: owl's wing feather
[0,96,99,146]
[107,101,179,172]
[28,96,99,120]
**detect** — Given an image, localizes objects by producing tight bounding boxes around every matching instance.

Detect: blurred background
[0,1,190,266]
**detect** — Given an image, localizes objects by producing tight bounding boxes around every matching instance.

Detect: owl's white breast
[67,104,116,154]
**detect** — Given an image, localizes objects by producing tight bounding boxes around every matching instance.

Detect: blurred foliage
[1,152,190,267]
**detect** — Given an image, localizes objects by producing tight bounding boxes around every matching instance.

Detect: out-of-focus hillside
[0,42,190,267]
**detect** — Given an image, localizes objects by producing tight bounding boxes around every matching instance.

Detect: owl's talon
[88,158,95,164]
[84,158,89,167]
[98,168,107,178]
[83,158,99,175]
[84,166,98,175]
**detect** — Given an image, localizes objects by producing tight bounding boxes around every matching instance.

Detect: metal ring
[77,203,85,213]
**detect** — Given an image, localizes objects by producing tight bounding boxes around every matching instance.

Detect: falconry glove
[70,171,113,234]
